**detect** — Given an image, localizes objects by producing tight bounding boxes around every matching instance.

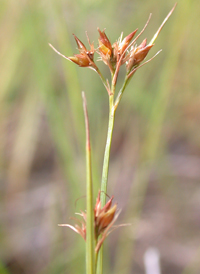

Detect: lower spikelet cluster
[59,191,121,253]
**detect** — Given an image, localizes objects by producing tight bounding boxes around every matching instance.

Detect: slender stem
[100,92,115,205]
[96,69,133,274]
[82,92,95,274]
[96,71,129,274]
[96,68,109,93]
[114,75,129,111]
[96,84,115,274]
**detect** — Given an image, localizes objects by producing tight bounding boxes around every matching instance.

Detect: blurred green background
[1,0,200,273]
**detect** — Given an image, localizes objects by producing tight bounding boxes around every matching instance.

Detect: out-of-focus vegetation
[0,1,200,273]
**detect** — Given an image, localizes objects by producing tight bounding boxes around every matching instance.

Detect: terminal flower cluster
[49,16,158,92]
[49,4,176,97]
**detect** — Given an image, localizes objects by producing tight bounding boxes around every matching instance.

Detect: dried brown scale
[68,54,90,67]
[97,28,112,56]
[73,34,88,52]
[96,28,116,74]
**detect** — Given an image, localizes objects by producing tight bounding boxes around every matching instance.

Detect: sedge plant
[49,4,177,274]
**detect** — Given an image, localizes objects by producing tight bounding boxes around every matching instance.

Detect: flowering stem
[114,75,129,111]
[96,82,115,274]
[82,92,95,274]
[97,70,132,273]
[96,68,110,95]
[100,91,115,205]
[100,75,129,205]
[97,109,115,273]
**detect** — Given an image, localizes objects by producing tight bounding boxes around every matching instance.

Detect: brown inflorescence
[58,191,120,254]
[50,3,177,86]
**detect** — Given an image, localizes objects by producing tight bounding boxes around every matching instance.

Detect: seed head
[116,29,138,60]
[68,54,91,67]
[59,191,120,254]
[127,39,154,71]
[94,191,117,237]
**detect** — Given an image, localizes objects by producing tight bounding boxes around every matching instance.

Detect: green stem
[82,92,95,274]
[114,75,129,111]
[96,71,130,274]
[100,93,115,205]
[100,75,130,201]
[96,68,110,95]
[96,84,115,274]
